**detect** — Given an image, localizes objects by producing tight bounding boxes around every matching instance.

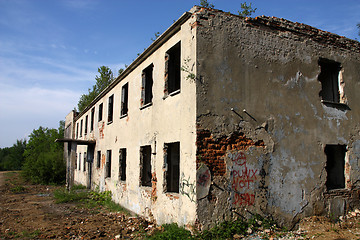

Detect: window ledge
[140,102,153,110]
[321,100,350,110]
[165,192,180,200]
[107,121,113,125]
[120,113,128,119]
[163,89,181,100]
[169,89,181,96]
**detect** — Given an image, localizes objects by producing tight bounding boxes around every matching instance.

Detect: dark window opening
[75,153,77,169]
[164,42,181,96]
[164,142,180,193]
[79,153,81,170]
[90,108,95,132]
[121,83,129,116]
[106,150,112,178]
[98,103,103,122]
[83,152,87,172]
[80,120,83,137]
[76,123,79,139]
[140,146,152,187]
[108,95,114,123]
[84,115,88,135]
[141,64,153,106]
[119,148,127,181]
[318,58,341,103]
[97,151,101,168]
[325,144,346,190]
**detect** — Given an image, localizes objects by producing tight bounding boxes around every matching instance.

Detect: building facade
[63,7,360,228]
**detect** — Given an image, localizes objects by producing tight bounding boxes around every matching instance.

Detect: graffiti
[197,168,211,187]
[233,192,255,206]
[180,174,196,202]
[228,151,258,207]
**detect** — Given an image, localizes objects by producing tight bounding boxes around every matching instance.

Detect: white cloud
[0,83,80,147]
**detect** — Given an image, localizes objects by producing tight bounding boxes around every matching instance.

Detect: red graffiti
[232,168,258,190]
[231,152,246,166]
[197,169,210,187]
[233,192,255,206]
[229,151,258,207]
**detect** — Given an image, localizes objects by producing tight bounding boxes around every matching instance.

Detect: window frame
[119,148,127,182]
[108,95,114,124]
[141,64,154,108]
[164,41,181,97]
[163,142,180,193]
[140,145,152,187]
[98,103,103,122]
[90,107,95,132]
[106,150,112,178]
[121,83,129,117]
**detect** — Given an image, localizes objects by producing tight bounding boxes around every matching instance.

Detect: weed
[53,188,130,215]
[72,184,87,190]
[53,188,89,203]
[20,229,41,238]
[11,185,26,193]
[147,223,192,240]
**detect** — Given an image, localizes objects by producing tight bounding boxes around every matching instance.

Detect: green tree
[238,2,257,17]
[77,66,114,112]
[22,122,65,184]
[0,139,27,171]
[118,68,124,76]
[200,0,214,8]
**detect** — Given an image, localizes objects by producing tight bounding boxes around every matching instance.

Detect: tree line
[0,122,66,184]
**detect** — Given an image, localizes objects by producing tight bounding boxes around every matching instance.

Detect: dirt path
[0,171,8,187]
[0,172,152,239]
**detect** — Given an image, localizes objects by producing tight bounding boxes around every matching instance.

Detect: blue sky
[0,0,359,148]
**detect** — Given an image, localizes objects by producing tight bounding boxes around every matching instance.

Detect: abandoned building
[61,6,360,229]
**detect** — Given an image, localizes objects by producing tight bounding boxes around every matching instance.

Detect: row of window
[75,42,181,139]
[76,142,180,193]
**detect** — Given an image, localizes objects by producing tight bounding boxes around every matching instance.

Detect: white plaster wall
[73,16,197,226]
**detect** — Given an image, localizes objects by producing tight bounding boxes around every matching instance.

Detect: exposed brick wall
[196,129,264,176]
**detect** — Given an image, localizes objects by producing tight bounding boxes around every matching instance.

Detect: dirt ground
[0,172,154,239]
[1,171,360,240]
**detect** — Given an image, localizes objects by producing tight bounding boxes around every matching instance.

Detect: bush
[22,123,65,185]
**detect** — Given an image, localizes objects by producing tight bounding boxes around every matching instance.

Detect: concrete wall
[72,14,198,226]
[194,8,360,228]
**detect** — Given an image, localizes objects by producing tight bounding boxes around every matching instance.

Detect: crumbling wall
[193,7,360,229]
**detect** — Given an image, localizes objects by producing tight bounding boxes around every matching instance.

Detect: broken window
[85,115,88,135]
[83,152,87,172]
[98,103,103,122]
[318,58,342,103]
[325,144,346,190]
[106,150,112,178]
[76,123,79,139]
[140,146,152,187]
[121,83,129,116]
[119,148,127,181]
[141,64,153,107]
[90,107,95,132]
[164,142,180,193]
[108,95,114,123]
[97,150,101,168]
[80,119,83,137]
[164,42,181,96]
[79,153,81,170]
